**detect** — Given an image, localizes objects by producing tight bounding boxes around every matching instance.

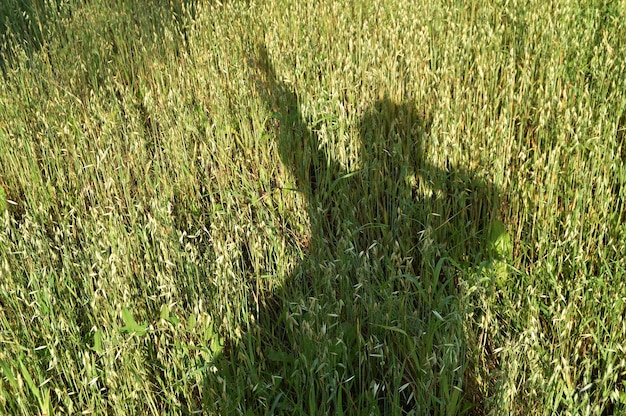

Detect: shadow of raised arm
[253,44,322,196]
[255,45,341,197]
[253,44,352,255]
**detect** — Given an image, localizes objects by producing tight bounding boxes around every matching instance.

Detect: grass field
[1,0,625,414]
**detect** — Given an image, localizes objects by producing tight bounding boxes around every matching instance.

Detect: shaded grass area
[0,0,195,76]
[0,0,67,73]
[212,45,499,414]
[0,0,625,415]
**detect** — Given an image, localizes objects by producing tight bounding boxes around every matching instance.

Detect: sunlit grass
[0,0,625,414]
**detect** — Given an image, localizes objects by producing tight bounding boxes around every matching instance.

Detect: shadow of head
[347,98,434,254]
[356,97,498,265]
[358,97,431,167]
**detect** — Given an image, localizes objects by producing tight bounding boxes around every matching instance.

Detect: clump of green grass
[0,0,625,415]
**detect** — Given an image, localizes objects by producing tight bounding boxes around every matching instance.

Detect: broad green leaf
[486,220,513,287]
[160,305,180,325]
[207,324,223,355]
[93,330,103,354]
[121,307,148,337]
[187,314,197,331]
[487,219,512,262]
[159,304,169,321]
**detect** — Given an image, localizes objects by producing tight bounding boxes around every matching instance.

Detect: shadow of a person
[216,44,499,414]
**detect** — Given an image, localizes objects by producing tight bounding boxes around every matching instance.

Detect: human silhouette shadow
[215,45,499,414]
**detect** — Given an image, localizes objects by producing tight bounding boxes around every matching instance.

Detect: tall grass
[0,0,624,414]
